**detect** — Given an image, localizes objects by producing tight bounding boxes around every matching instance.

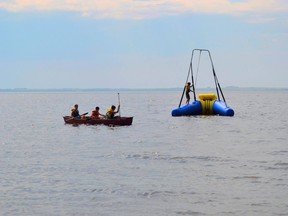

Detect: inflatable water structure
[172,49,234,117]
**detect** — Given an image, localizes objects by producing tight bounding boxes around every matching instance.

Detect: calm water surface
[0,90,287,216]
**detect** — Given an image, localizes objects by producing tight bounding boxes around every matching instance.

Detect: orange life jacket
[91,110,100,118]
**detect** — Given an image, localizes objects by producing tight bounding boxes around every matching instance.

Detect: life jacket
[71,108,80,117]
[91,110,100,118]
[106,108,114,119]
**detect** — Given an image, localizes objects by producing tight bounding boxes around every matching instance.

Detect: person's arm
[191,84,194,92]
[100,113,105,117]
[116,105,120,113]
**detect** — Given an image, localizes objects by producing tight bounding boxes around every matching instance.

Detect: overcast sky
[1,0,287,89]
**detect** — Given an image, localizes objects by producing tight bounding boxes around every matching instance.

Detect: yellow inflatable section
[198,94,217,115]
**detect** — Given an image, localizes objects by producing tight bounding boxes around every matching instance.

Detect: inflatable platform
[171,49,235,117]
[172,93,234,117]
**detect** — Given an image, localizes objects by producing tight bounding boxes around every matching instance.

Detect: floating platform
[172,93,234,117]
[171,49,235,117]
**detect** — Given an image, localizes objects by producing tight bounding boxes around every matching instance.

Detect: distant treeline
[0,87,287,92]
[0,88,180,92]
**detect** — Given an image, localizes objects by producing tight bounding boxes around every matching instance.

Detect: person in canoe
[71,104,87,119]
[106,105,120,119]
[71,104,80,118]
[91,106,105,119]
[185,82,194,104]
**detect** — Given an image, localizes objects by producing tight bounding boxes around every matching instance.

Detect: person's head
[187,82,191,86]
[95,106,100,111]
[74,104,78,109]
[111,105,116,110]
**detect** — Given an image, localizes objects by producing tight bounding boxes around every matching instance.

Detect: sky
[0,0,288,89]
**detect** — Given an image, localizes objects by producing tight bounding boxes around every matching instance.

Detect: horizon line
[0,86,287,92]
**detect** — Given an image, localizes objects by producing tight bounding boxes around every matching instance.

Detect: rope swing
[178,49,228,108]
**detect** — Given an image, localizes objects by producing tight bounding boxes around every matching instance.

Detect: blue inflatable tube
[213,100,234,116]
[171,100,234,117]
[171,101,202,116]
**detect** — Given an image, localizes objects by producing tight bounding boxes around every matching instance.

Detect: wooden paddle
[66,112,88,121]
[118,93,121,117]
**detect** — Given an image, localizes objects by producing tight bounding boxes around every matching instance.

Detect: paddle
[66,112,88,121]
[118,93,121,117]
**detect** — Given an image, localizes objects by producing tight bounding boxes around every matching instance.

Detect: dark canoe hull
[63,116,133,126]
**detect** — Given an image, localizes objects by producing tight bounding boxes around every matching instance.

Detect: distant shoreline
[0,87,287,93]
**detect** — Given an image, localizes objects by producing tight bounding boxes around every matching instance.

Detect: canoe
[63,116,133,126]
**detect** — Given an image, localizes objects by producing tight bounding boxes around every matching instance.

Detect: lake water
[0,89,287,216]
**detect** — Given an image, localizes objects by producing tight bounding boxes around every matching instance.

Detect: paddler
[91,106,105,119]
[71,104,80,118]
[106,105,120,119]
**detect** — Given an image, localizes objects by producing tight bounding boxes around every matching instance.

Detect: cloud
[0,0,288,20]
